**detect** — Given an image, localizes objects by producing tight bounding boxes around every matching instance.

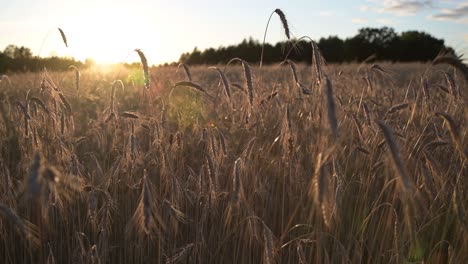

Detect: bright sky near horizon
[1,0,467,65]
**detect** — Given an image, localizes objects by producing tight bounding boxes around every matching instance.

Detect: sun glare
[50,9,165,65]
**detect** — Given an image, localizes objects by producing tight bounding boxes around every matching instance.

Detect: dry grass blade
[296,241,307,264]
[25,153,42,200]
[421,78,430,101]
[228,58,254,106]
[297,82,312,95]
[230,82,247,93]
[232,158,242,205]
[29,97,50,115]
[166,243,195,264]
[177,63,192,82]
[282,59,299,84]
[312,41,323,86]
[58,93,72,114]
[120,112,139,119]
[173,81,209,95]
[0,74,12,86]
[435,112,467,162]
[209,66,231,99]
[16,101,31,120]
[105,112,116,124]
[325,77,338,138]
[376,120,412,192]
[362,102,371,125]
[364,74,373,91]
[442,71,459,98]
[137,184,153,234]
[241,60,253,105]
[310,153,326,210]
[129,171,165,235]
[388,103,409,114]
[260,91,279,105]
[0,204,40,245]
[263,224,275,264]
[58,28,68,47]
[135,49,150,89]
[282,59,312,95]
[371,64,389,74]
[356,146,370,155]
[452,188,466,228]
[433,52,468,81]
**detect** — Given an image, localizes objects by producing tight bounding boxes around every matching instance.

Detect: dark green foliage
[179,27,454,64]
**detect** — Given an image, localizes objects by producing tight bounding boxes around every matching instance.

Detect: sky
[0,0,467,65]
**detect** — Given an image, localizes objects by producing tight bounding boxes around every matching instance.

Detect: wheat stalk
[433,52,468,81]
[443,71,459,99]
[58,93,72,115]
[173,81,210,95]
[128,170,165,236]
[260,8,291,68]
[209,66,231,99]
[325,77,338,138]
[232,158,242,205]
[283,36,325,87]
[281,60,312,95]
[29,97,50,115]
[387,103,409,114]
[310,153,326,221]
[435,112,467,162]
[312,41,323,86]
[68,65,80,91]
[376,120,413,192]
[120,112,139,119]
[230,82,247,93]
[135,49,150,89]
[0,204,40,245]
[226,58,253,106]
[263,223,275,264]
[177,63,192,82]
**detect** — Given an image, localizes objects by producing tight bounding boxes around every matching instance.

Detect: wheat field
[0,45,467,263]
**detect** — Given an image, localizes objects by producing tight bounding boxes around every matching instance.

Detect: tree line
[179,27,455,65]
[0,44,93,73]
[0,27,457,73]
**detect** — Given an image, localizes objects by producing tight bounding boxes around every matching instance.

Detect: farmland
[0,59,467,263]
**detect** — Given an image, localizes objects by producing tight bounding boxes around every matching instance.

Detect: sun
[44,4,183,66]
[55,11,151,65]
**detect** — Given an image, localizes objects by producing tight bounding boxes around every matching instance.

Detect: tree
[356,27,397,48]
[318,36,345,62]
[345,27,398,60]
[394,31,445,61]
[3,45,32,59]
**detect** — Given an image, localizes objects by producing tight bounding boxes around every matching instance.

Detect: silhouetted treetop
[179,27,454,65]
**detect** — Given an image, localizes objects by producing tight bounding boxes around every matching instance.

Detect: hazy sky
[1,0,467,64]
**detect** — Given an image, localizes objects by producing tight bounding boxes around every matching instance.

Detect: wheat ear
[135,49,150,89]
[260,8,291,68]
[227,58,253,106]
[58,28,68,47]
[376,120,413,192]
[177,63,192,82]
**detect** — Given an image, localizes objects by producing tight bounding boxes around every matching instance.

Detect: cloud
[381,0,433,16]
[318,11,333,17]
[431,3,468,22]
[351,18,369,24]
[360,5,370,12]
[376,18,397,25]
